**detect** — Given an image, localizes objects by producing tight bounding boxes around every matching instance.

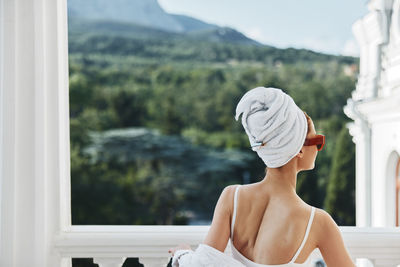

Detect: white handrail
[54,226,400,267]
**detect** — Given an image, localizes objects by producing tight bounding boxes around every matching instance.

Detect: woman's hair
[263,111,312,174]
[303,111,313,135]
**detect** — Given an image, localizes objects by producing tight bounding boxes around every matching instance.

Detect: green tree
[296,168,322,207]
[111,89,149,127]
[69,72,93,117]
[324,126,356,225]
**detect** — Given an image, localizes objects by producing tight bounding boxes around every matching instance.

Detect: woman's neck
[262,160,298,193]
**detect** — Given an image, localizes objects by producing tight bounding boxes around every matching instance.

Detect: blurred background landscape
[68,0,358,265]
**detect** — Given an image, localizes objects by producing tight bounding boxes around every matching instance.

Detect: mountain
[188,27,260,45]
[68,18,180,39]
[68,18,260,47]
[171,14,218,32]
[67,0,220,34]
[66,0,358,59]
[67,0,258,45]
[68,0,184,32]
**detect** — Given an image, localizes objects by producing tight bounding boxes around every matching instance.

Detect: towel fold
[235,87,307,168]
[172,244,246,267]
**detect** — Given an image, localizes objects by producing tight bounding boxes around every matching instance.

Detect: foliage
[324,126,356,225]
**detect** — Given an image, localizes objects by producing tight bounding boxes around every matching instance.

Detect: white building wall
[370,119,400,226]
[351,91,400,229]
[346,0,400,229]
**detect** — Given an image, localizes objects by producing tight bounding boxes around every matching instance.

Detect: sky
[158,0,369,56]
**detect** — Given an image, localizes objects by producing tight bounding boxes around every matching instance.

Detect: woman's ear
[296,148,304,159]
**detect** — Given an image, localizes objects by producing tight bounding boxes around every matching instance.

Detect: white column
[345,98,373,227]
[348,120,375,267]
[347,119,372,227]
[0,0,71,266]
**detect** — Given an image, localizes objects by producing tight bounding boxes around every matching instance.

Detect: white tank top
[230,185,316,267]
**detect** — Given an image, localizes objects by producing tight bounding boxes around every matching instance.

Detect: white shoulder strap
[290,206,316,263]
[230,185,241,240]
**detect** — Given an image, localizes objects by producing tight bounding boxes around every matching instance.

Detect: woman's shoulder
[215,184,242,213]
[295,203,333,226]
[221,184,241,197]
[221,184,242,199]
[310,207,341,243]
[313,207,336,228]
[218,184,259,212]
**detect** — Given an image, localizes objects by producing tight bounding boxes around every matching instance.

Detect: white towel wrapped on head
[234,87,308,168]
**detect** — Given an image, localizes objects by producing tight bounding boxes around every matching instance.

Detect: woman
[169,87,356,267]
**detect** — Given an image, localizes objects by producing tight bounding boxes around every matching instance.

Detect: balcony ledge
[53,226,400,266]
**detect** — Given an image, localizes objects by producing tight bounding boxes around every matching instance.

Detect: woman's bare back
[231,183,318,265]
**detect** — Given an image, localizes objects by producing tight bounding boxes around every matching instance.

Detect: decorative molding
[344,99,372,129]
[368,0,394,11]
[391,0,400,43]
[346,122,365,144]
[356,93,400,123]
[353,19,368,45]
[352,9,387,101]
[364,11,387,45]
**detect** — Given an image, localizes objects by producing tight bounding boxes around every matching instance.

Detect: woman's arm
[203,185,236,252]
[169,186,243,267]
[316,209,356,267]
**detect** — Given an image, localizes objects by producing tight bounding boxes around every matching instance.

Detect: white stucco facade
[345,0,400,228]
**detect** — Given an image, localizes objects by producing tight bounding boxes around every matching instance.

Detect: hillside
[68,22,356,66]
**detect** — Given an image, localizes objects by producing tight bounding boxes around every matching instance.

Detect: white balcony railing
[54,226,400,267]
